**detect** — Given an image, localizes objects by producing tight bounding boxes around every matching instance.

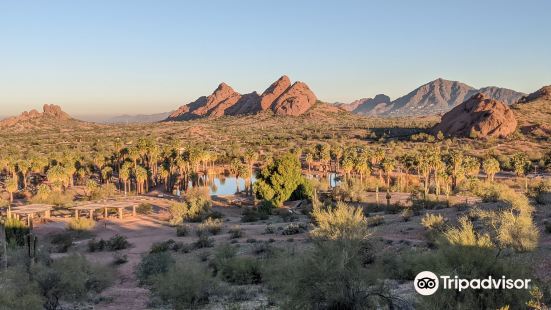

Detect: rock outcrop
[165,75,317,121]
[512,85,551,137]
[0,104,71,127]
[432,93,517,138]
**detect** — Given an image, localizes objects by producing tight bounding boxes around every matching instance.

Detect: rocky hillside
[341,78,525,117]
[511,85,551,138]
[165,75,317,121]
[0,104,96,132]
[432,93,517,138]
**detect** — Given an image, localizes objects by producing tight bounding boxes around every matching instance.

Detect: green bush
[264,239,390,309]
[367,215,384,227]
[220,257,262,285]
[421,213,446,231]
[106,234,130,251]
[176,224,189,236]
[136,203,153,215]
[33,254,114,306]
[67,218,95,231]
[50,232,73,253]
[4,217,30,246]
[150,262,215,309]
[311,202,369,240]
[88,235,130,252]
[228,225,243,239]
[193,235,214,249]
[136,252,175,285]
[196,218,222,236]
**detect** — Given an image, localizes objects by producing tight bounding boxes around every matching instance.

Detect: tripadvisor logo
[414,271,532,296]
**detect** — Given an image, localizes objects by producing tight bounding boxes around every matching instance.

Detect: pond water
[186,172,339,196]
[187,175,257,196]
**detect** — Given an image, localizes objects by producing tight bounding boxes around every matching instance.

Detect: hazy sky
[1,0,550,116]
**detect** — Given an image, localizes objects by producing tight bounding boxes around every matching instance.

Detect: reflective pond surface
[187,175,257,196]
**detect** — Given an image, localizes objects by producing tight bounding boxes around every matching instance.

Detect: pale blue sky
[1,0,550,116]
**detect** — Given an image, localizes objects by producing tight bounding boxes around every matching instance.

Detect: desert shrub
[88,235,130,252]
[136,203,153,215]
[264,239,393,309]
[421,213,446,231]
[106,234,130,251]
[385,245,534,310]
[443,217,493,248]
[220,257,262,285]
[196,218,223,236]
[30,187,75,208]
[367,215,384,227]
[4,217,30,246]
[209,245,262,285]
[88,238,106,252]
[150,240,176,253]
[0,266,44,309]
[150,262,215,309]
[533,179,551,204]
[281,223,305,235]
[331,178,366,202]
[228,225,243,239]
[169,187,212,224]
[264,224,275,234]
[33,254,114,306]
[112,253,128,265]
[176,224,189,236]
[50,232,73,253]
[400,208,413,222]
[136,252,175,285]
[241,207,269,222]
[67,218,95,231]
[194,235,214,249]
[310,202,369,240]
[89,183,117,200]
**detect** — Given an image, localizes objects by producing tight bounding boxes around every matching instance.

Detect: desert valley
[0,73,550,309]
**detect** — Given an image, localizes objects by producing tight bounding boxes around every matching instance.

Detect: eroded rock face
[260,75,291,110]
[432,93,517,138]
[271,82,317,116]
[165,75,317,121]
[518,86,551,103]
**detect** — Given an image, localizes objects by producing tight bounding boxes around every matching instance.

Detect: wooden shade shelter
[72,201,138,220]
[10,204,54,226]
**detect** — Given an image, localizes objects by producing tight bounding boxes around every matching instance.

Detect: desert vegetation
[1,110,550,309]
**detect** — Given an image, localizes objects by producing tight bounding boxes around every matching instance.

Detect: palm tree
[119,163,131,196]
[243,149,258,187]
[135,166,148,194]
[381,157,396,192]
[159,166,170,192]
[482,157,500,182]
[5,176,18,204]
[511,152,530,192]
[17,159,31,189]
[370,148,385,203]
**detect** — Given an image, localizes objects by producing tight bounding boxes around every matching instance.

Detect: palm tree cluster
[0,137,260,203]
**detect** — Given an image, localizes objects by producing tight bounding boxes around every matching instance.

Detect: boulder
[432,93,517,138]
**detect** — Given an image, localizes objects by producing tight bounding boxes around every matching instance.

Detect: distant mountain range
[77,112,173,124]
[339,78,526,117]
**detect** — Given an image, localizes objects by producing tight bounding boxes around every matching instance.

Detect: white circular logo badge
[414,271,439,296]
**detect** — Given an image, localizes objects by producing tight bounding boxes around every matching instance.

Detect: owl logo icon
[414,271,439,295]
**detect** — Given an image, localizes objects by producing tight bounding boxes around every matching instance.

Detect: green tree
[254,153,303,207]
